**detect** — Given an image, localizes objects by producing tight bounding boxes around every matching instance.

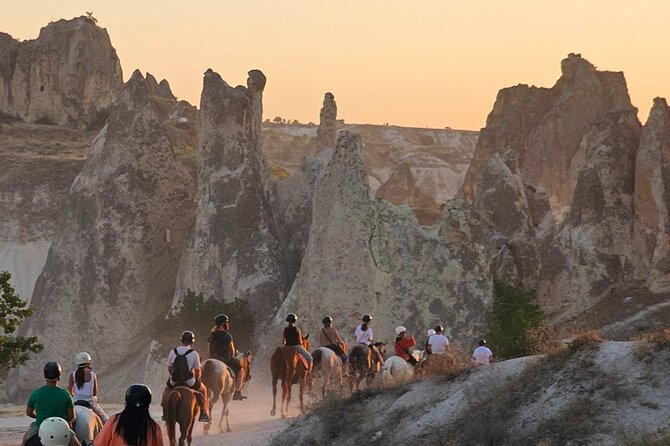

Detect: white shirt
[71,371,96,402]
[354,325,374,345]
[428,334,449,354]
[167,345,201,386]
[473,346,493,365]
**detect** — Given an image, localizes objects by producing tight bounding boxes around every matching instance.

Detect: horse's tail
[165,390,181,441]
[381,358,393,384]
[312,349,323,369]
[201,359,216,396]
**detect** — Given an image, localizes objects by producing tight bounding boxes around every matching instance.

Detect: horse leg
[281,379,291,419]
[299,377,306,414]
[186,407,196,446]
[270,376,278,416]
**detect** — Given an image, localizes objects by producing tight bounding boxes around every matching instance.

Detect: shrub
[34,116,57,126]
[569,329,603,351]
[151,289,254,361]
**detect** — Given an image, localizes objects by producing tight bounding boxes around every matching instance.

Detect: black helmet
[43,362,61,380]
[362,314,372,323]
[125,384,152,407]
[214,314,229,325]
[322,316,333,325]
[286,313,297,323]
[479,339,487,346]
[434,325,444,333]
[180,330,195,344]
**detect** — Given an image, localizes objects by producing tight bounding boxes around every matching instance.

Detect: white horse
[310,347,344,398]
[381,349,422,385]
[201,358,235,434]
[72,405,103,445]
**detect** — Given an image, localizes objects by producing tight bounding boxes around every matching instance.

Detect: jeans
[291,345,313,364]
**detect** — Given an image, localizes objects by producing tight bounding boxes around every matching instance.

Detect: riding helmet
[38,417,71,446]
[125,383,152,408]
[427,329,436,337]
[76,351,92,367]
[362,314,372,323]
[286,313,298,323]
[395,325,407,336]
[434,324,444,333]
[479,339,487,346]
[180,330,195,344]
[322,316,333,325]
[43,362,62,380]
[214,314,229,325]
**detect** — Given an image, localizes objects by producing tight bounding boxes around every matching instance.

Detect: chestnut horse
[348,342,386,391]
[270,335,310,418]
[164,387,198,446]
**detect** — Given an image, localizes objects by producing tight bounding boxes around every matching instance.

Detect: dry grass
[527,322,562,355]
[619,430,670,446]
[633,328,670,363]
[418,343,471,381]
[568,329,604,350]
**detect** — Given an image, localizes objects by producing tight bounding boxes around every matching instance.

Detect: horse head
[302,333,310,351]
[374,341,387,359]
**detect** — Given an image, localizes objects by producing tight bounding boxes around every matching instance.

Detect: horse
[270,334,310,419]
[348,342,386,391]
[310,347,344,398]
[381,349,422,385]
[164,387,199,446]
[72,404,103,445]
[201,351,252,434]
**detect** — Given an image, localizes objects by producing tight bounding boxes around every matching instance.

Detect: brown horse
[270,335,310,418]
[201,352,252,434]
[348,342,386,391]
[164,387,198,446]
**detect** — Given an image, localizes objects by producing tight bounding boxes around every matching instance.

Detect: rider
[354,315,384,365]
[281,313,313,371]
[425,328,436,355]
[95,384,163,446]
[394,326,417,366]
[161,331,211,422]
[472,339,493,366]
[208,313,247,401]
[319,316,348,365]
[22,362,80,446]
[428,325,450,355]
[67,352,108,423]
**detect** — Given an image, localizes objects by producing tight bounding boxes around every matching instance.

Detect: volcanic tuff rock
[634,98,670,292]
[460,53,632,211]
[10,71,195,400]
[174,70,287,318]
[315,92,338,153]
[539,108,641,321]
[268,131,492,352]
[0,17,123,128]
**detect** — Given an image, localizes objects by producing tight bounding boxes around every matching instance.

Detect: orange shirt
[395,336,417,361]
[94,414,163,446]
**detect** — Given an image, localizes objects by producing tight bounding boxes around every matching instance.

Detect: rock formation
[0,17,123,128]
[10,71,195,400]
[174,70,287,319]
[539,108,641,321]
[634,98,670,292]
[315,92,337,153]
[460,53,632,212]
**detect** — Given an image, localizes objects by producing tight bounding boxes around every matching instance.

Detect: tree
[0,271,43,370]
[273,116,283,124]
[85,12,98,24]
[151,290,254,361]
[487,278,545,359]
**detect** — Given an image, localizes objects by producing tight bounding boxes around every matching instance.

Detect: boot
[233,390,247,401]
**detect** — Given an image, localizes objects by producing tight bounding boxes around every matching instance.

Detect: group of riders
[21,312,493,445]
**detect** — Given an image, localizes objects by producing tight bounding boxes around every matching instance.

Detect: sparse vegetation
[568,329,603,351]
[34,115,57,126]
[269,164,291,180]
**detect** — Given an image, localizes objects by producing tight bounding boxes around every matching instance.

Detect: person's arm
[334,329,344,346]
[280,328,286,345]
[229,339,236,357]
[65,406,76,426]
[295,327,303,344]
[193,353,202,380]
[93,373,98,398]
[67,373,74,395]
[26,407,36,418]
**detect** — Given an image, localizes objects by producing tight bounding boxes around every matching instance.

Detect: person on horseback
[67,352,108,424]
[394,326,417,366]
[425,328,436,355]
[319,316,348,365]
[354,315,384,365]
[161,331,211,423]
[22,362,80,446]
[95,384,163,446]
[428,325,450,355]
[208,313,247,401]
[281,313,312,371]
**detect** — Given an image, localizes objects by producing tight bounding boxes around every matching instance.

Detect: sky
[3,1,670,130]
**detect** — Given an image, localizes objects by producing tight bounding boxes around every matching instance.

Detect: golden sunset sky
[4,1,670,130]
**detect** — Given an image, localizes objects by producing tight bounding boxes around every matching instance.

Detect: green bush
[487,278,545,359]
[151,290,254,361]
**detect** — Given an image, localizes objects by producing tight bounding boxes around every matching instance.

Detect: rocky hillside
[272,339,670,446]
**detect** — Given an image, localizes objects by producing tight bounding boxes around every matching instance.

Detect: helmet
[286,313,297,323]
[43,362,62,380]
[395,326,407,336]
[180,330,195,344]
[362,314,372,323]
[214,314,229,325]
[322,316,333,325]
[39,417,71,446]
[75,352,91,367]
[427,329,436,336]
[479,339,487,346]
[125,384,152,407]
[434,325,444,333]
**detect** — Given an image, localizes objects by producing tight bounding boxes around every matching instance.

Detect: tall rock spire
[315,92,338,153]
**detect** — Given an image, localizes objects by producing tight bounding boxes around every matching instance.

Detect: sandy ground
[0,381,292,446]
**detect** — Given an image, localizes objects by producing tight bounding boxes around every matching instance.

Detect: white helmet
[427,329,436,336]
[76,352,92,367]
[395,326,407,336]
[39,417,71,446]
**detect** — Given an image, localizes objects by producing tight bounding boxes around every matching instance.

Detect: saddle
[282,347,310,371]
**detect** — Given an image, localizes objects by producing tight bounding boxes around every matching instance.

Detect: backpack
[171,348,194,383]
